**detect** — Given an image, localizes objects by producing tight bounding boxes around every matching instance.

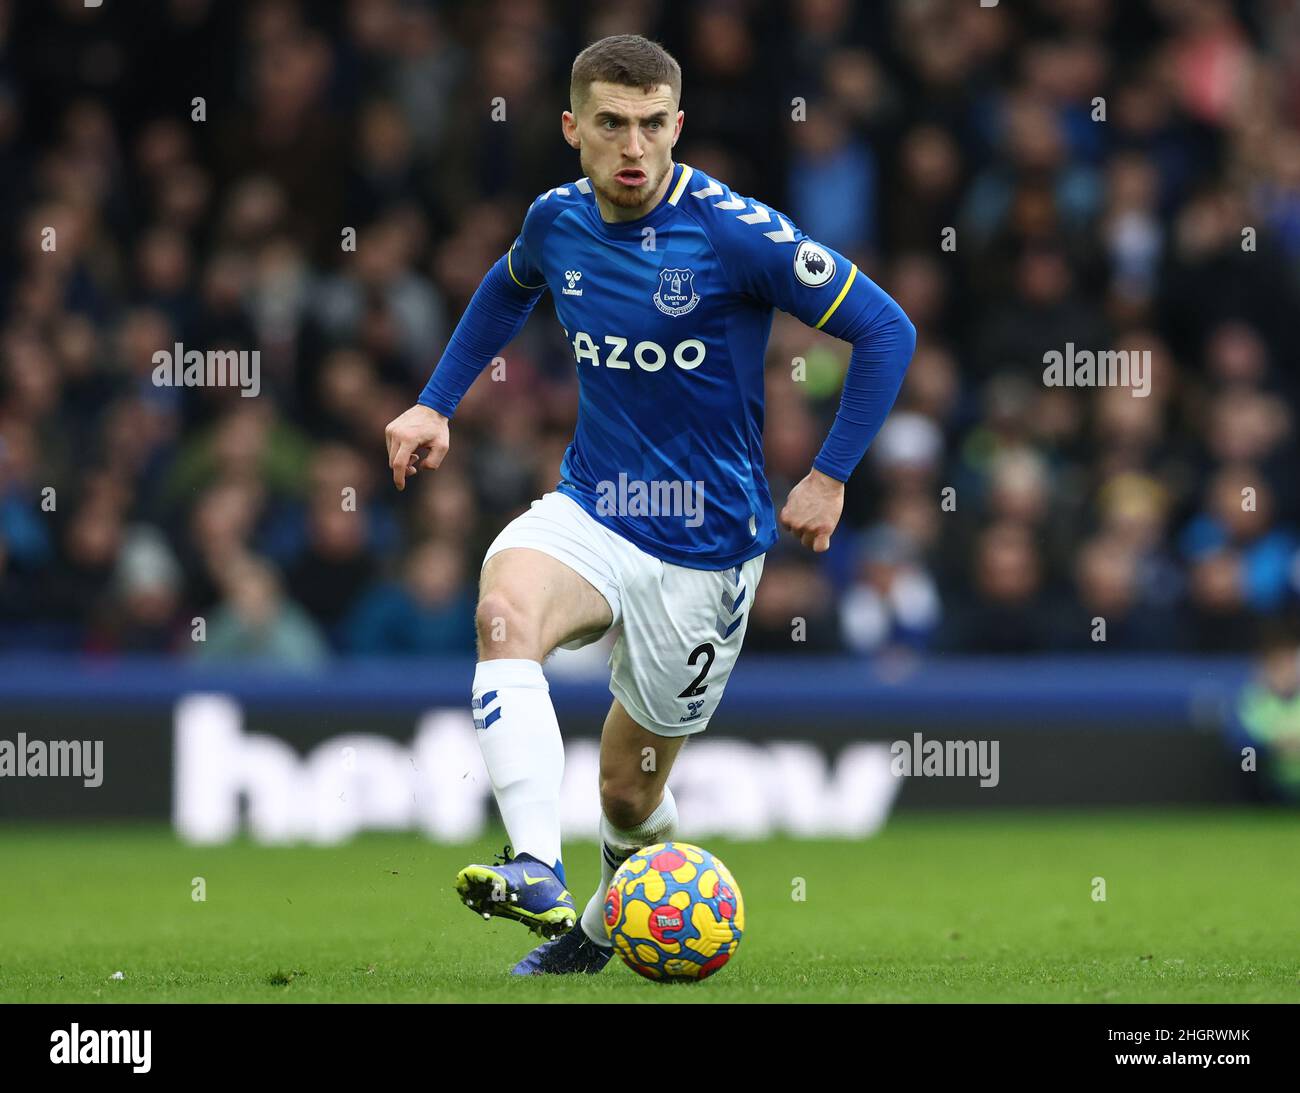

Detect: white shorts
[481,491,765,737]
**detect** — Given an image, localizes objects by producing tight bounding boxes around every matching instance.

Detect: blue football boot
[511,923,615,976]
[454,845,577,939]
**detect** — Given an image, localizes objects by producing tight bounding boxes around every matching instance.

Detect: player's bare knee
[475,591,540,658]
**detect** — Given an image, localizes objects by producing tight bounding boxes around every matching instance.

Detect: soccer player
[384,35,915,974]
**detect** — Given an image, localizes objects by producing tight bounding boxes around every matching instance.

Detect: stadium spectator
[89,525,189,655]
[839,525,941,655]
[194,553,328,668]
[941,521,1054,654]
[1053,534,1181,651]
[1234,632,1300,803]
[1180,467,1297,613]
[343,538,475,656]
[3,0,1299,664]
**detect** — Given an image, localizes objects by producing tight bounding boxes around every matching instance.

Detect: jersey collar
[585,162,692,239]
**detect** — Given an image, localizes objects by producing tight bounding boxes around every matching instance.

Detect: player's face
[563,81,683,218]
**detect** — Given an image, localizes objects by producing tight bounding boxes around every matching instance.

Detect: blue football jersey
[479,162,900,570]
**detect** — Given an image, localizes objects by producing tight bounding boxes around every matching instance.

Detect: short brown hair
[570,34,681,111]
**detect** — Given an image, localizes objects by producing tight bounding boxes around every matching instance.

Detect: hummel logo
[562,269,583,296]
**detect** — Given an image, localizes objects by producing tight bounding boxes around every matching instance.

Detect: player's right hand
[385,404,450,491]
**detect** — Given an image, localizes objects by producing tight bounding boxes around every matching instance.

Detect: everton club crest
[653,268,701,317]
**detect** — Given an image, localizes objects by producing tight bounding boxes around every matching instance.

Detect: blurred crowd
[2,0,1300,664]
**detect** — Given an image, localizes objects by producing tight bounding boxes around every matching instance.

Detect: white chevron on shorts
[715,567,748,639]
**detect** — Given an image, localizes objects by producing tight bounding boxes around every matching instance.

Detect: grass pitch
[1,811,1296,1003]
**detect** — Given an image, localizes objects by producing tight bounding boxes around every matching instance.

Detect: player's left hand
[779,469,844,552]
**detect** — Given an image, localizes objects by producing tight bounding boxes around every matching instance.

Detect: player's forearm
[418,255,544,417]
[811,301,917,483]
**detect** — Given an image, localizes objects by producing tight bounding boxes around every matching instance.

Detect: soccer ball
[603,841,743,981]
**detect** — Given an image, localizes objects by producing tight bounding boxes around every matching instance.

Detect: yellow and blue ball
[604,841,743,981]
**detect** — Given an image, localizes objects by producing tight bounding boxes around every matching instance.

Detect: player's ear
[561,111,581,149]
[671,110,684,145]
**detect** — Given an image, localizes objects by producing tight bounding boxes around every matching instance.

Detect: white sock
[472,659,565,876]
[579,786,679,945]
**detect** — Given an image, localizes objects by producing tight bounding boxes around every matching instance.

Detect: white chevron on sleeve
[575,177,591,194]
[689,175,799,243]
[763,216,795,243]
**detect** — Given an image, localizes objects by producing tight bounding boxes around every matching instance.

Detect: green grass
[1,811,1297,1002]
